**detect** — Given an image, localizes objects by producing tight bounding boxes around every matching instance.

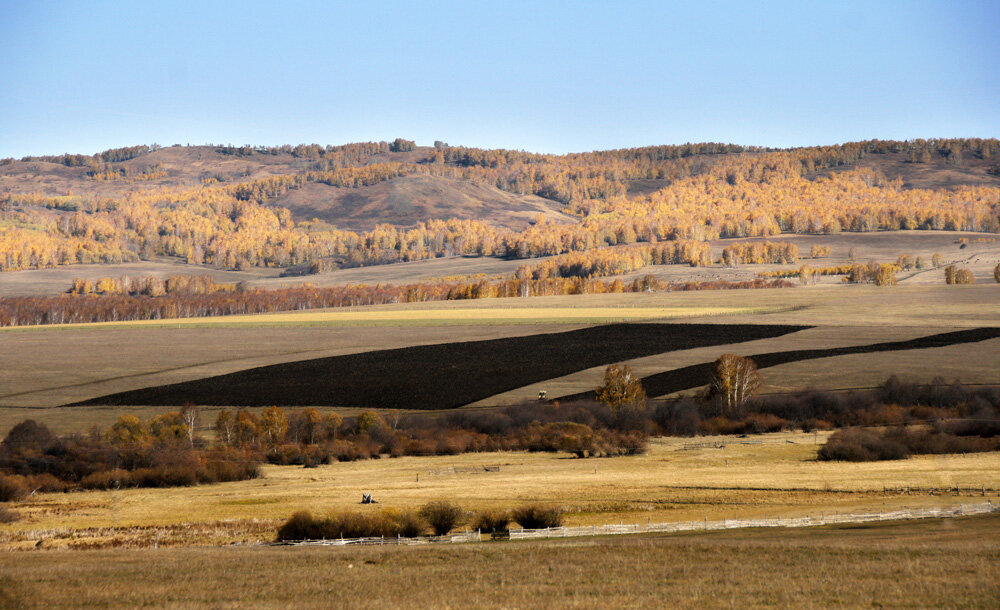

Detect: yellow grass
[3,515,999,608]
[2,432,998,550]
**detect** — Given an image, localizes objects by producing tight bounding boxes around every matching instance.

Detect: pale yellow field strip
[4,432,998,551]
[2,305,782,331]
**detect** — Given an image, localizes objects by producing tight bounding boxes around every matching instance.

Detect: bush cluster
[276,509,428,541]
[511,504,563,529]
[0,419,262,494]
[0,473,28,502]
[276,501,566,541]
[817,429,910,461]
[818,424,1000,462]
[472,510,512,535]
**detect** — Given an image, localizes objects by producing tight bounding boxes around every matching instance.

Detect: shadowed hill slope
[70,323,809,409]
[556,327,1000,402]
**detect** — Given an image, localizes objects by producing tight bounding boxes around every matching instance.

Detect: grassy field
[1,513,998,608]
[2,284,999,422]
[73,323,806,409]
[2,432,998,551]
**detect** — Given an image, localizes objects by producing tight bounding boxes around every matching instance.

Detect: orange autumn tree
[595,364,647,411]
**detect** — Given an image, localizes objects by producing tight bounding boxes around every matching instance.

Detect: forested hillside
[1,138,998,273]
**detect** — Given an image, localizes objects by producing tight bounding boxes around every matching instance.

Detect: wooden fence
[272,529,481,547]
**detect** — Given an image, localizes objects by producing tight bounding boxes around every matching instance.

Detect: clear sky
[1,0,998,158]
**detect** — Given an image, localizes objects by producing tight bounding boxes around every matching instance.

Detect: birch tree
[595,364,646,411]
[710,354,761,415]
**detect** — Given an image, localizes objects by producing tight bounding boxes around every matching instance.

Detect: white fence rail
[273,529,480,547]
[273,502,997,547]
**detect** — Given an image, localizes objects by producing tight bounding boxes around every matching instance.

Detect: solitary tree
[709,354,760,415]
[258,407,288,451]
[994,261,1000,283]
[214,410,235,446]
[944,264,957,284]
[798,265,814,285]
[954,268,975,284]
[180,404,200,447]
[595,364,646,411]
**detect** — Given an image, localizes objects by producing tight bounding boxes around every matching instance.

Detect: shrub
[419,500,464,536]
[2,419,54,452]
[744,413,788,434]
[25,473,68,493]
[276,511,328,541]
[0,474,28,502]
[275,509,427,542]
[472,509,511,534]
[511,504,563,529]
[817,429,910,461]
[387,509,425,538]
[0,506,18,523]
[80,469,132,490]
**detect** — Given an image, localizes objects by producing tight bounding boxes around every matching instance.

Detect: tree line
[0,274,794,327]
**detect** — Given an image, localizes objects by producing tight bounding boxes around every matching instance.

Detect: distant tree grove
[2,138,999,273]
[0,274,794,327]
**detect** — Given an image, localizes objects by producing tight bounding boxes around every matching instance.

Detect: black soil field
[557,327,1000,401]
[71,323,808,409]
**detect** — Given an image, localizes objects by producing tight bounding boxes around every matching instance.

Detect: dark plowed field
[557,327,1000,402]
[71,323,808,409]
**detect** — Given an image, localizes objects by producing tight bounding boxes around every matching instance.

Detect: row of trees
[68,273,237,296]
[721,241,799,266]
[513,241,713,280]
[0,276,793,328]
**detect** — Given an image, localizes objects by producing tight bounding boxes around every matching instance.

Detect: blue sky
[1,1,998,157]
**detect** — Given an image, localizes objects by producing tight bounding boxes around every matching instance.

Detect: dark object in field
[362,493,376,504]
[558,327,1000,401]
[70,323,807,409]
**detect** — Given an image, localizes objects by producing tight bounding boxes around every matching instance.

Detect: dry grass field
[2,432,998,552]
[0,283,998,428]
[2,514,998,608]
